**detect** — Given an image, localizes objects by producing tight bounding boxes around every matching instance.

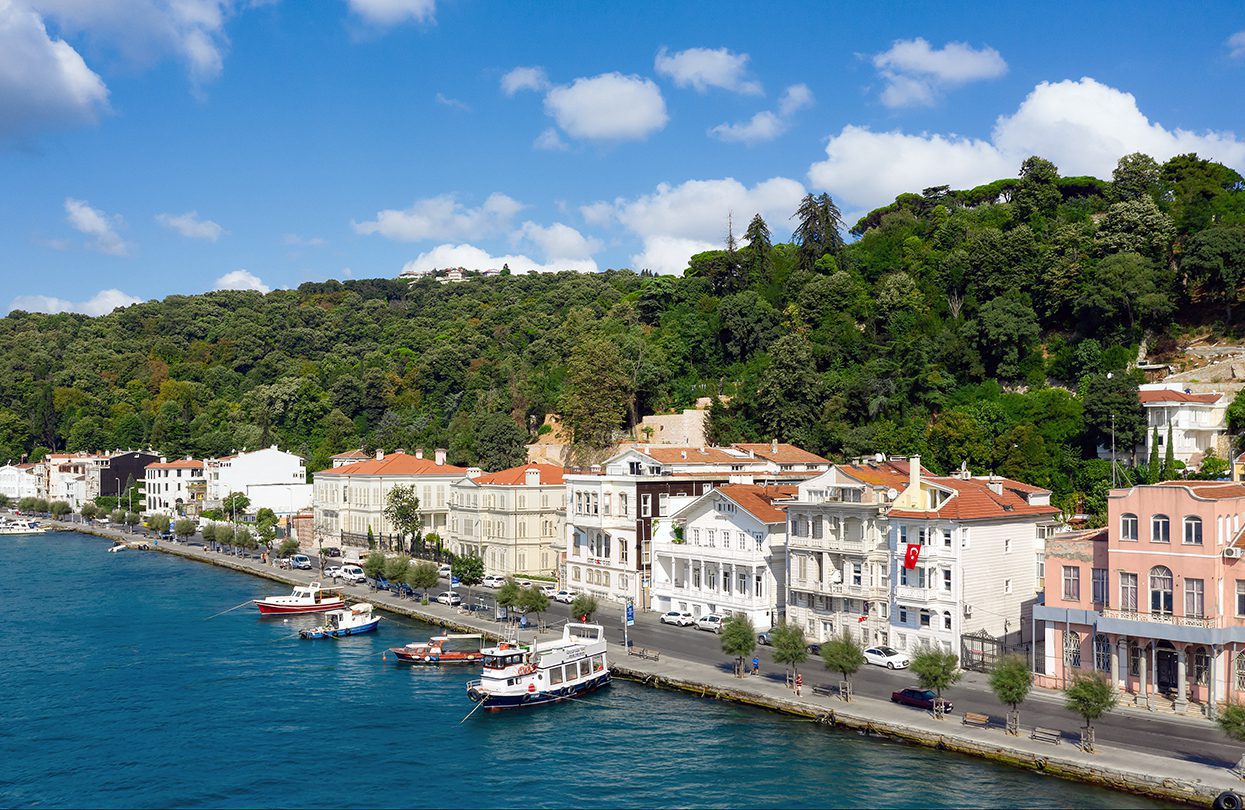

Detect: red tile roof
[472,463,565,486]
[888,476,1057,521]
[836,459,928,489]
[146,459,204,470]
[317,452,467,477]
[1138,389,1223,404]
[715,484,798,523]
[640,446,758,465]
[730,443,830,465]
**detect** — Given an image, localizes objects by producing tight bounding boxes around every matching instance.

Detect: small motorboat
[388,634,484,665]
[465,624,610,711]
[254,582,345,615]
[300,603,380,639]
[107,543,126,553]
[0,518,50,536]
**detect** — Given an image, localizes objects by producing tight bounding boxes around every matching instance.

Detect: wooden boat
[465,624,610,710]
[300,603,380,638]
[388,634,484,665]
[253,582,344,615]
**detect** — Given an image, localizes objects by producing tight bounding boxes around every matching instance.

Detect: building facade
[1036,481,1245,715]
[99,451,160,499]
[144,458,206,515]
[1138,383,1229,468]
[205,446,312,516]
[446,463,565,578]
[651,483,793,629]
[0,463,41,501]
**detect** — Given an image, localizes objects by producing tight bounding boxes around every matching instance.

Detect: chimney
[415,448,424,460]
[525,467,541,486]
[435,448,447,466]
[771,437,779,454]
[987,473,1003,496]
[467,467,483,479]
[376,449,385,461]
[909,455,920,495]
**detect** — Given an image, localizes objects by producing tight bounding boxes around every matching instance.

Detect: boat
[388,634,484,665]
[0,518,50,536]
[300,603,380,638]
[465,623,610,710]
[107,543,126,553]
[253,582,345,615]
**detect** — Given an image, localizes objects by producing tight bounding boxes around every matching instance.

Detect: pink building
[1036,481,1245,716]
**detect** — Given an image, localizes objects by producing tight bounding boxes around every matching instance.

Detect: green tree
[561,338,631,449]
[49,500,71,518]
[756,333,820,448]
[570,593,599,621]
[743,213,773,283]
[988,655,1032,733]
[770,621,809,685]
[1194,452,1230,480]
[1180,226,1245,324]
[1163,424,1175,481]
[474,413,529,471]
[519,585,551,627]
[497,577,522,620]
[1080,372,1146,463]
[1076,252,1172,333]
[384,555,411,584]
[450,554,485,605]
[1013,156,1061,225]
[1064,672,1117,748]
[821,633,866,700]
[147,513,171,534]
[383,484,423,553]
[972,295,1040,380]
[109,508,125,524]
[276,537,299,557]
[80,502,99,520]
[406,560,440,597]
[1215,704,1245,765]
[720,614,757,677]
[221,491,250,519]
[1111,152,1162,202]
[792,192,845,270]
[200,523,217,544]
[1146,428,1161,484]
[362,551,386,580]
[911,647,961,716]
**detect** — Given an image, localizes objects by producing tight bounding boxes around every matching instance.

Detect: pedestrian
[751,656,759,676]
[795,672,803,696]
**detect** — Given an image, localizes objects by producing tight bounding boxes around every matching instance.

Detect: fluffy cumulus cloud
[544,73,667,141]
[808,77,1245,213]
[64,197,130,255]
[156,210,224,240]
[587,176,806,274]
[401,243,597,275]
[711,83,814,145]
[9,287,141,316]
[872,37,1007,108]
[533,127,568,151]
[214,269,269,292]
[345,0,435,26]
[353,192,523,241]
[654,46,761,95]
[0,1,109,142]
[501,65,549,96]
[514,221,600,260]
[1229,31,1245,59]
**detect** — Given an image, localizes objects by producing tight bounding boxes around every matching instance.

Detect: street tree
[221,491,251,519]
[200,524,217,545]
[1064,672,1117,752]
[519,586,551,628]
[770,621,809,686]
[497,577,522,621]
[451,554,485,606]
[147,513,171,534]
[406,561,440,598]
[49,500,71,518]
[80,503,99,520]
[383,555,411,585]
[125,510,141,526]
[911,647,962,717]
[570,593,599,622]
[174,518,196,540]
[988,655,1033,734]
[720,614,757,677]
[821,634,866,701]
[383,484,423,553]
[363,551,386,580]
[109,508,126,524]
[276,537,299,558]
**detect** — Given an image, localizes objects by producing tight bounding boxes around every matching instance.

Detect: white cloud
[401,243,597,275]
[1228,31,1245,59]
[710,83,814,145]
[0,2,109,142]
[283,233,326,247]
[345,0,435,26]
[514,221,601,260]
[807,77,1245,213]
[872,38,1007,108]
[9,287,141,316]
[544,72,667,141]
[435,92,469,111]
[587,176,806,274]
[156,210,224,241]
[353,192,524,241]
[533,127,568,151]
[64,197,130,256]
[654,46,762,95]
[214,269,269,292]
[501,65,548,96]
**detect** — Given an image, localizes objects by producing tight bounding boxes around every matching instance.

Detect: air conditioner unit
[1225,547,1243,559]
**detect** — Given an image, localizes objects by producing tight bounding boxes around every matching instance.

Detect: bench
[811,684,835,697]
[628,646,660,661]
[1030,726,1062,745]
[961,712,990,728]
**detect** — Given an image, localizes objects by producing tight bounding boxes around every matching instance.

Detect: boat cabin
[483,649,528,670]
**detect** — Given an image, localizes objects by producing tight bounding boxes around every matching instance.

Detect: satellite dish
[886,488,898,501]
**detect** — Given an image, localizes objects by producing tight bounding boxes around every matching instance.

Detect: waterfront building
[1138,383,1229,468]
[205,445,312,516]
[99,451,160,500]
[650,483,794,629]
[144,457,206,515]
[42,452,112,509]
[0,462,41,501]
[445,463,565,578]
[311,449,466,550]
[1035,481,1245,715]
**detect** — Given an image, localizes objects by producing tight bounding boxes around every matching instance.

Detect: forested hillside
[2,151,1244,520]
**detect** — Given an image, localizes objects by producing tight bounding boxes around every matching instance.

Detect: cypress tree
[1147,428,1161,484]
[1164,424,1176,480]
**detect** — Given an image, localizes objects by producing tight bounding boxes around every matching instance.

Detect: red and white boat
[254,582,345,615]
[388,634,485,665]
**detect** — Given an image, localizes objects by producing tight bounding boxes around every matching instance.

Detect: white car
[339,564,366,584]
[864,645,911,670]
[324,565,342,579]
[435,591,462,606]
[540,584,558,597]
[482,574,506,588]
[290,554,312,570]
[438,564,452,578]
[659,610,694,627]
[515,579,533,588]
[696,614,724,633]
[554,590,576,604]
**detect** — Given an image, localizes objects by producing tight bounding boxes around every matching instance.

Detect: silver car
[696,614,724,633]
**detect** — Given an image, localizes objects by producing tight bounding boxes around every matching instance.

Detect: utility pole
[1111,412,1117,488]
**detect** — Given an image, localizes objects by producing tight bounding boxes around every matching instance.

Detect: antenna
[725,210,737,253]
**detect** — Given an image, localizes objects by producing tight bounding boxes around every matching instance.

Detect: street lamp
[1107,372,1117,489]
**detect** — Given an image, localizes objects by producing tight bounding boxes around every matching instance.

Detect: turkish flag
[903,543,921,570]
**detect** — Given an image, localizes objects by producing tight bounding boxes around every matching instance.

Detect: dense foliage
[2,151,1243,522]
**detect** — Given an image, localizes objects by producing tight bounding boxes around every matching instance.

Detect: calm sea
[0,532,1160,809]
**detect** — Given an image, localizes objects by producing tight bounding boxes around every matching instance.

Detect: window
[1120,572,1138,611]
[1238,581,1245,617]
[620,540,628,564]
[943,612,952,630]
[707,529,716,547]
[1129,642,1141,676]
[1004,538,1011,554]
[1062,565,1080,601]
[1151,514,1170,543]
[641,494,652,517]
[691,528,700,545]
[899,526,908,545]
[1237,653,1245,692]
[1121,513,1138,541]
[1195,648,1210,685]
[1149,566,1174,615]
[960,527,970,548]
[659,493,669,515]
[1036,552,1045,584]
[919,609,931,628]
[943,570,951,591]
[1004,579,1012,594]
[1183,516,1203,545]
[811,518,823,539]
[1063,630,1081,669]
[620,493,628,516]
[852,563,863,586]
[1092,568,1108,606]
[1094,634,1110,672]
[898,607,908,623]
[1185,578,1205,618]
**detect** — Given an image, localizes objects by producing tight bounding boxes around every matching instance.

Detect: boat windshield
[483,653,525,669]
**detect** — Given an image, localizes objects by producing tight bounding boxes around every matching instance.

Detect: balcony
[895,584,935,602]
[789,578,887,600]
[1100,608,1218,629]
[788,534,870,552]
[652,538,767,564]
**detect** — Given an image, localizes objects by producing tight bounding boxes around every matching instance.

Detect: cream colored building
[446,463,566,578]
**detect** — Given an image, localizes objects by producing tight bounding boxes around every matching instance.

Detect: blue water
[1,533,1160,809]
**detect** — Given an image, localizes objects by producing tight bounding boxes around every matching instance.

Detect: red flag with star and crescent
[903,543,921,570]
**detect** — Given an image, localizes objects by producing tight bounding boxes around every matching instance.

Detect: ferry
[300,603,380,638]
[0,518,49,536]
[388,633,484,665]
[253,582,345,615]
[465,623,610,710]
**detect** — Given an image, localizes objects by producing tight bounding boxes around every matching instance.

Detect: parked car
[864,646,910,669]
[516,579,533,588]
[436,591,463,606]
[554,589,576,604]
[482,574,506,588]
[756,631,772,645]
[540,584,558,597]
[339,564,366,584]
[806,643,822,656]
[438,564,452,578]
[290,554,312,570]
[696,614,724,633]
[275,557,292,569]
[325,547,342,558]
[324,566,342,579]
[890,688,952,712]
[660,610,695,627]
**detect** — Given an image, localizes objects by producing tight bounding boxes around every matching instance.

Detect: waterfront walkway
[64,522,1244,806]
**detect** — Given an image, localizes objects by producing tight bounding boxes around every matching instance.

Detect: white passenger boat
[253,582,345,615]
[0,518,49,536]
[465,623,610,710]
[300,602,380,638]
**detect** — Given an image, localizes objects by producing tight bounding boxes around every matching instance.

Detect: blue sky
[3,0,1245,314]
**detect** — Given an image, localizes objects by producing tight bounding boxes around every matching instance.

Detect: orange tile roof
[317,452,467,477]
[836,459,928,489]
[1139,389,1223,404]
[639,446,759,465]
[146,459,204,470]
[716,484,798,523]
[332,449,370,459]
[472,463,565,486]
[888,476,1058,521]
[730,443,830,465]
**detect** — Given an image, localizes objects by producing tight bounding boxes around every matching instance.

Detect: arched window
[1121,513,1139,541]
[1149,566,1174,614]
[942,611,952,631]
[1094,634,1111,672]
[1236,653,1245,691]
[1183,516,1203,545]
[1151,514,1170,543]
[1064,630,1082,669]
